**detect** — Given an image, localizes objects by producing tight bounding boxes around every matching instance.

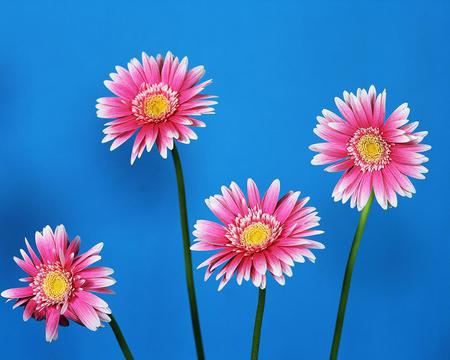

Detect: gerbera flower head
[1,225,115,342]
[191,179,324,290]
[310,85,430,210]
[97,51,217,163]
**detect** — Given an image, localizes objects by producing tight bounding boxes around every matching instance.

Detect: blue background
[0,0,448,359]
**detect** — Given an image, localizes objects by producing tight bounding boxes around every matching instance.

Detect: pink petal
[373,171,387,209]
[261,179,280,214]
[25,238,41,266]
[104,80,136,100]
[252,253,267,275]
[1,286,33,299]
[35,230,55,263]
[220,186,241,216]
[266,253,282,277]
[75,291,109,309]
[224,254,245,280]
[64,236,81,266]
[247,178,261,208]
[72,255,102,273]
[190,242,222,251]
[45,307,60,342]
[23,299,37,321]
[73,243,103,268]
[281,262,293,277]
[324,159,353,172]
[141,52,161,84]
[178,80,212,104]
[229,182,248,215]
[161,51,174,85]
[274,191,300,223]
[127,58,146,88]
[273,275,286,286]
[196,249,232,269]
[217,274,232,291]
[250,268,262,288]
[334,97,358,128]
[70,298,101,331]
[170,56,188,91]
[13,257,37,276]
[181,65,205,91]
[79,267,114,279]
[193,220,227,245]
[205,196,235,224]
[268,247,294,266]
[84,277,116,289]
[110,130,136,151]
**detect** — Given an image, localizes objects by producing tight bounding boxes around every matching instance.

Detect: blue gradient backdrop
[0,0,449,359]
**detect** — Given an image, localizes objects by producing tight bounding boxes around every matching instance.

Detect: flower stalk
[110,314,134,360]
[251,288,267,360]
[171,144,205,360]
[330,191,375,360]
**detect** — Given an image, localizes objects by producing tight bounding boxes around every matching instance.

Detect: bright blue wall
[0,0,448,359]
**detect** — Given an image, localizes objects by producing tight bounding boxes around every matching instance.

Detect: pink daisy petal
[84,277,116,289]
[205,196,235,225]
[78,267,114,279]
[261,179,281,214]
[274,191,300,224]
[45,307,60,342]
[181,66,205,91]
[13,257,38,276]
[247,178,261,208]
[1,286,33,299]
[219,186,242,215]
[253,253,267,275]
[142,52,161,84]
[23,299,37,321]
[70,298,101,331]
[75,291,109,309]
[266,254,283,277]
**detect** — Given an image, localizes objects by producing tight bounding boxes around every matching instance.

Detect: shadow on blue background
[0,0,449,359]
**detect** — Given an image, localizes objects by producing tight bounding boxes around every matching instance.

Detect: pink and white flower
[97,51,217,163]
[191,179,324,290]
[1,225,115,342]
[310,85,430,210]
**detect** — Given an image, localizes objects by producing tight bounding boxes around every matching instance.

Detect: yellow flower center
[42,271,69,301]
[144,94,170,118]
[241,223,271,247]
[356,134,384,163]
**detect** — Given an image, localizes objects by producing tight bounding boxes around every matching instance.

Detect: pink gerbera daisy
[310,85,430,210]
[1,225,115,342]
[191,179,325,290]
[96,51,217,163]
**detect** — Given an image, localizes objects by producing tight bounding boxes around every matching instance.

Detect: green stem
[110,314,134,360]
[171,144,205,360]
[330,192,375,360]
[251,288,267,360]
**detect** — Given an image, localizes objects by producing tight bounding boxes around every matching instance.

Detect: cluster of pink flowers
[2,51,429,357]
